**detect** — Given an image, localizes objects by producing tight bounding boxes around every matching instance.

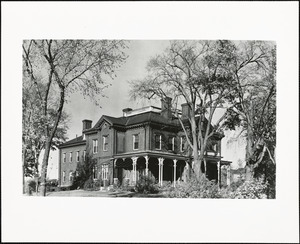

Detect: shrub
[163,175,268,199]
[229,177,268,199]
[163,175,220,198]
[135,175,159,194]
[83,179,101,191]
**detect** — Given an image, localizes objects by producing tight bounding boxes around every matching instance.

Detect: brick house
[58,97,231,187]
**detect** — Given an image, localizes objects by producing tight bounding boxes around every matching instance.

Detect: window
[133,134,139,150]
[93,139,98,154]
[76,151,80,162]
[69,171,73,182]
[103,136,108,151]
[155,134,162,150]
[69,152,72,163]
[63,153,66,163]
[62,171,66,182]
[102,165,109,180]
[168,137,175,151]
[180,136,186,152]
[93,166,97,180]
[83,150,86,161]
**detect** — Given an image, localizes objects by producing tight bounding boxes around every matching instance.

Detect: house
[58,97,231,188]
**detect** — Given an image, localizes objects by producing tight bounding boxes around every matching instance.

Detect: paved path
[44,189,135,197]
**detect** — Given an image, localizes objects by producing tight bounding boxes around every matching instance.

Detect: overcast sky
[46,40,171,178]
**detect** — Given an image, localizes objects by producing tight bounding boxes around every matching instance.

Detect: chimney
[181,103,191,119]
[161,97,172,120]
[122,108,133,117]
[82,120,92,132]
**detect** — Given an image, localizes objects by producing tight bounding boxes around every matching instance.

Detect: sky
[45,40,172,179]
[44,40,245,179]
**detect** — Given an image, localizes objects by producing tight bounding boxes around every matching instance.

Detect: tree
[71,156,97,190]
[22,75,69,193]
[130,40,236,180]
[224,41,276,182]
[22,40,128,196]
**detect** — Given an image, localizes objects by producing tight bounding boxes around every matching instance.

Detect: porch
[113,152,189,187]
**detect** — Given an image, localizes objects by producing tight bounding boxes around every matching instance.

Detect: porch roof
[113,150,189,161]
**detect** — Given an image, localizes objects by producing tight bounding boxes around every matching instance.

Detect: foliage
[164,176,220,198]
[230,178,268,199]
[23,39,128,196]
[135,175,159,194]
[22,81,69,177]
[163,175,269,199]
[27,179,38,192]
[83,179,101,191]
[71,156,97,190]
[130,40,238,179]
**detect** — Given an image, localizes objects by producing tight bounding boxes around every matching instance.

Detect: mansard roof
[85,111,181,133]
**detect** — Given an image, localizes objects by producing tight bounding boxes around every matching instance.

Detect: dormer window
[133,134,139,150]
[155,134,162,150]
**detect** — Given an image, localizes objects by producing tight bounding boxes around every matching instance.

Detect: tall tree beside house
[223,41,276,183]
[22,40,128,196]
[22,74,69,193]
[130,40,237,180]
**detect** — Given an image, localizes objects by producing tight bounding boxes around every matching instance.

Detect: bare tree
[224,41,276,181]
[22,40,128,196]
[130,40,236,180]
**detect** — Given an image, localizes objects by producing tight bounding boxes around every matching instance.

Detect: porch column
[173,159,177,187]
[144,155,149,176]
[132,157,138,185]
[226,165,231,187]
[158,157,164,186]
[204,159,207,175]
[217,161,221,188]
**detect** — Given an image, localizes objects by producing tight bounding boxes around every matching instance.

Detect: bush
[164,176,221,198]
[229,177,268,199]
[83,178,101,191]
[135,175,159,194]
[163,176,269,199]
[27,179,37,192]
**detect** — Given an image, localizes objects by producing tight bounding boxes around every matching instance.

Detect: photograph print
[22,40,276,199]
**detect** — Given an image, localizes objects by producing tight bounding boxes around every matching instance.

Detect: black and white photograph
[2,1,299,243]
[22,39,276,199]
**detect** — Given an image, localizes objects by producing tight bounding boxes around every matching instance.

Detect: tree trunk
[190,115,202,180]
[245,127,254,182]
[40,88,65,196]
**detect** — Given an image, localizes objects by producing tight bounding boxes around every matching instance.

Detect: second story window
[180,136,186,152]
[103,135,108,151]
[168,137,175,151]
[76,151,80,162]
[155,134,162,150]
[133,134,139,150]
[69,152,72,163]
[63,153,66,163]
[93,139,98,154]
[83,150,86,161]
